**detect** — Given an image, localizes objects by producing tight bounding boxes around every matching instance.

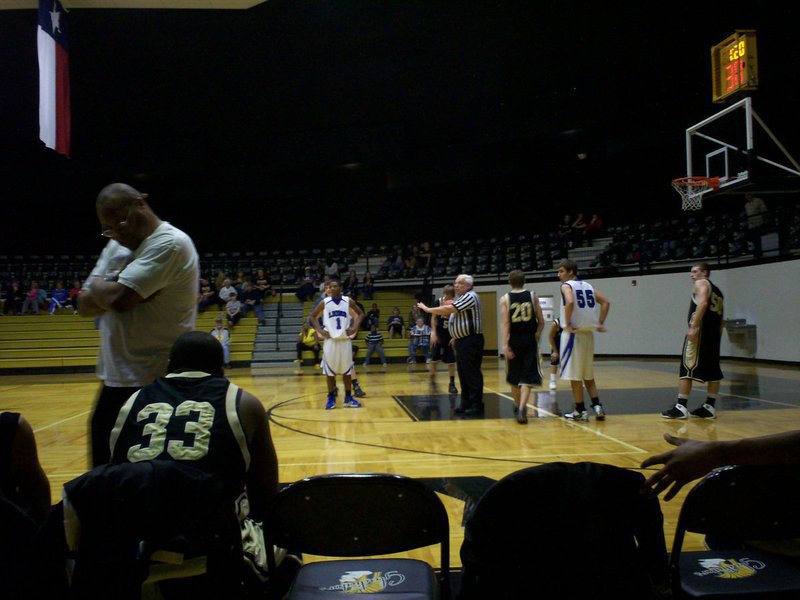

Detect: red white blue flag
[38,0,71,156]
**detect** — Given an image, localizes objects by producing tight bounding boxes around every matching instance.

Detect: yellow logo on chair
[694,558,766,579]
[320,570,407,593]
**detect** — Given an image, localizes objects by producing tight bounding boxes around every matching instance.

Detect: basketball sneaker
[517,405,528,425]
[325,394,336,410]
[593,404,606,421]
[548,380,557,391]
[448,382,458,395]
[564,409,589,421]
[343,395,362,408]
[690,403,716,419]
[661,403,688,419]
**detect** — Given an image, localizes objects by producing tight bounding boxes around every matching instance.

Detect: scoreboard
[711,30,758,104]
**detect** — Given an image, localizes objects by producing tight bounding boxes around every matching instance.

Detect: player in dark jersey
[500,270,544,424]
[429,284,458,394]
[109,331,280,580]
[662,262,725,420]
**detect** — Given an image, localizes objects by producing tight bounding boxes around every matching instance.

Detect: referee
[418,274,484,415]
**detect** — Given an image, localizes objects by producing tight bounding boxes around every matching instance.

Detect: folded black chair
[459,462,668,600]
[264,473,450,599]
[669,465,800,599]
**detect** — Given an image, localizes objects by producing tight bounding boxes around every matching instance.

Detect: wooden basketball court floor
[2,356,799,569]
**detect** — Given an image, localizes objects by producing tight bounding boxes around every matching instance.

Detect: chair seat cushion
[289,558,435,598]
[679,549,800,597]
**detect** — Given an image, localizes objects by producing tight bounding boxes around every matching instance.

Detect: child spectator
[67,279,82,313]
[295,322,321,364]
[387,306,404,338]
[21,281,42,315]
[48,280,69,314]
[210,315,231,368]
[225,291,242,328]
[362,324,387,367]
[407,317,432,363]
[2,281,24,315]
[364,303,380,331]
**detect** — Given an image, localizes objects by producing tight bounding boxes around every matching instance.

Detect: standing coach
[418,274,484,415]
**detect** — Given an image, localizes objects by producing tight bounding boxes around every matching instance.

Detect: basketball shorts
[431,330,455,364]
[321,337,354,376]
[506,337,543,387]
[559,330,594,381]
[679,328,723,383]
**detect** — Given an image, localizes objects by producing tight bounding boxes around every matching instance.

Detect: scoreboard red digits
[711,30,758,103]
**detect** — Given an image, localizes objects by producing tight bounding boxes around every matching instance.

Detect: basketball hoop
[672,176,720,211]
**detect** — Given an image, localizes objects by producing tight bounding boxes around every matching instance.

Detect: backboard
[681,97,800,205]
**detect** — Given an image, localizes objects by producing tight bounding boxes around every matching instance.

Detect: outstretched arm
[641,430,800,500]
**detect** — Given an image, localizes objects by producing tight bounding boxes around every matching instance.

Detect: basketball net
[672,176,720,211]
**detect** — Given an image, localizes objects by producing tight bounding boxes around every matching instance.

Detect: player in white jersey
[310,280,364,410]
[557,259,610,421]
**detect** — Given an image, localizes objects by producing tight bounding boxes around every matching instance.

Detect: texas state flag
[38,0,71,156]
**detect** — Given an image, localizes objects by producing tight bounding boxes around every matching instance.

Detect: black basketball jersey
[109,373,249,495]
[435,297,451,335]
[688,279,724,332]
[508,290,538,337]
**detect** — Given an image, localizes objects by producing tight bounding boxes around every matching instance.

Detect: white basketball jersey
[559,279,600,331]
[322,295,351,339]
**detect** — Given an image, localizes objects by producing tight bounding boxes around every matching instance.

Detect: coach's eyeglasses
[100,207,134,238]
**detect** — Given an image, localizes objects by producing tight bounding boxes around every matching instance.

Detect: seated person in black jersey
[108,331,281,582]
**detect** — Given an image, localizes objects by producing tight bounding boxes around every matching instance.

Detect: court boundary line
[485,386,648,453]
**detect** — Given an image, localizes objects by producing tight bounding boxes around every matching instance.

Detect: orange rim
[672,176,720,191]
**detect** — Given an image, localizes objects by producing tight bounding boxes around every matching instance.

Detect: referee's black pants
[454,334,484,410]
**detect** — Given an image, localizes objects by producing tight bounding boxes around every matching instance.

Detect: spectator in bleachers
[557,213,572,244]
[2,280,24,315]
[408,303,424,327]
[296,266,316,301]
[197,275,216,312]
[68,279,82,312]
[404,246,420,271]
[324,258,339,279]
[364,302,380,331]
[361,270,375,300]
[233,269,246,292]
[582,213,604,245]
[214,270,228,293]
[217,277,236,309]
[210,314,231,368]
[570,212,587,247]
[407,317,432,363]
[388,248,405,275]
[225,290,243,328]
[20,281,43,315]
[295,322,321,364]
[255,268,276,298]
[362,323,387,367]
[48,280,70,314]
[418,241,433,269]
[387,306,404,338]
[342,269,359,298]
[240,279,266,326]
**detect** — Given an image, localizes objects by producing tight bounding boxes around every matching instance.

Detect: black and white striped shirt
[449,290,482,339]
